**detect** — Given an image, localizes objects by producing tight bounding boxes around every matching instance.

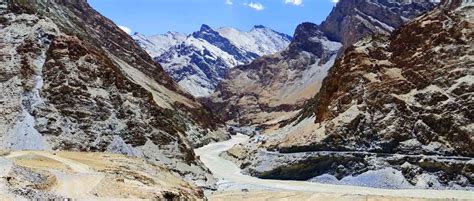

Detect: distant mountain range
[133,25,292,96]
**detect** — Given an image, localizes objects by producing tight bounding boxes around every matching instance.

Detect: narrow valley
[0,0,472,200]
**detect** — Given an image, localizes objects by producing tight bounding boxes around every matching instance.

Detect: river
[195,134,474,200]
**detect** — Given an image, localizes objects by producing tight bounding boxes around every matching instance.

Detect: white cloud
[225,0,233,5]
[118,25,132,35]
[244,2,265,11]
[285,0,303,6]
[332,0,339,4]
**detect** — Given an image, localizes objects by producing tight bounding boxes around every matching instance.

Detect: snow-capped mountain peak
[193,24,220,39]
[252,25,266,29]
[133,25,292,97]
[197,24,215,33]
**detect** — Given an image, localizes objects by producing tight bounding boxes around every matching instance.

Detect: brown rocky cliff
[320,0,435,50]
[232,1,473,188]
[288,0,473,157]
[8,0,183,95]
[1,0,229,189]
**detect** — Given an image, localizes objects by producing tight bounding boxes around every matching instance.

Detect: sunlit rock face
[229,0,473,190]
[0,0,230,189]
[320,0,437,50]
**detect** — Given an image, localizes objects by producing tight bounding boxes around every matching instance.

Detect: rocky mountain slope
[210,0,436,129]
[133,25,292,97]
[0,150,203,200]
[320,0,441,50]
[0,0,229,189]
[228,0,473,189]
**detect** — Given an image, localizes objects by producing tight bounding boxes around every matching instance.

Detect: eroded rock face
[290,2,473,157]
[0,0,229,188]
[321,0,436,50]
[234,0,473,189]
[227,145,474,189]
[209,0,435,129]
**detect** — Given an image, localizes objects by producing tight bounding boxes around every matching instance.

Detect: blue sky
[88,0,337,36]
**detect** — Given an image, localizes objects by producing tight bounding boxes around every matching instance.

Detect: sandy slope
[195,135,474,200]
[0,151,202,200]
[6,151,103,198]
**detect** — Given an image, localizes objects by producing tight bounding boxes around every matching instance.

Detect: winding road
[195,134,474,200]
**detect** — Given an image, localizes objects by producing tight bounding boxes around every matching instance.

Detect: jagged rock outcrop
[0,0,229,188]
[320,0,436,50]
[133,25,292,97]
[232,0,473,189]
[210,0,435,129]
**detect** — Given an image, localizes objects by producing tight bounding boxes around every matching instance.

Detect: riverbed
[195,134,474,200]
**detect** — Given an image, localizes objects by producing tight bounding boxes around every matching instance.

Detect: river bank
[195,134,474,200]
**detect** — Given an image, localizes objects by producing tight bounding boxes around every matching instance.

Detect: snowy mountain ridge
[133,25,292,97]
[133,31,187,58]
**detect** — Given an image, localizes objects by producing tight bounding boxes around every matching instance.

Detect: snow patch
[217,26,291,57]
